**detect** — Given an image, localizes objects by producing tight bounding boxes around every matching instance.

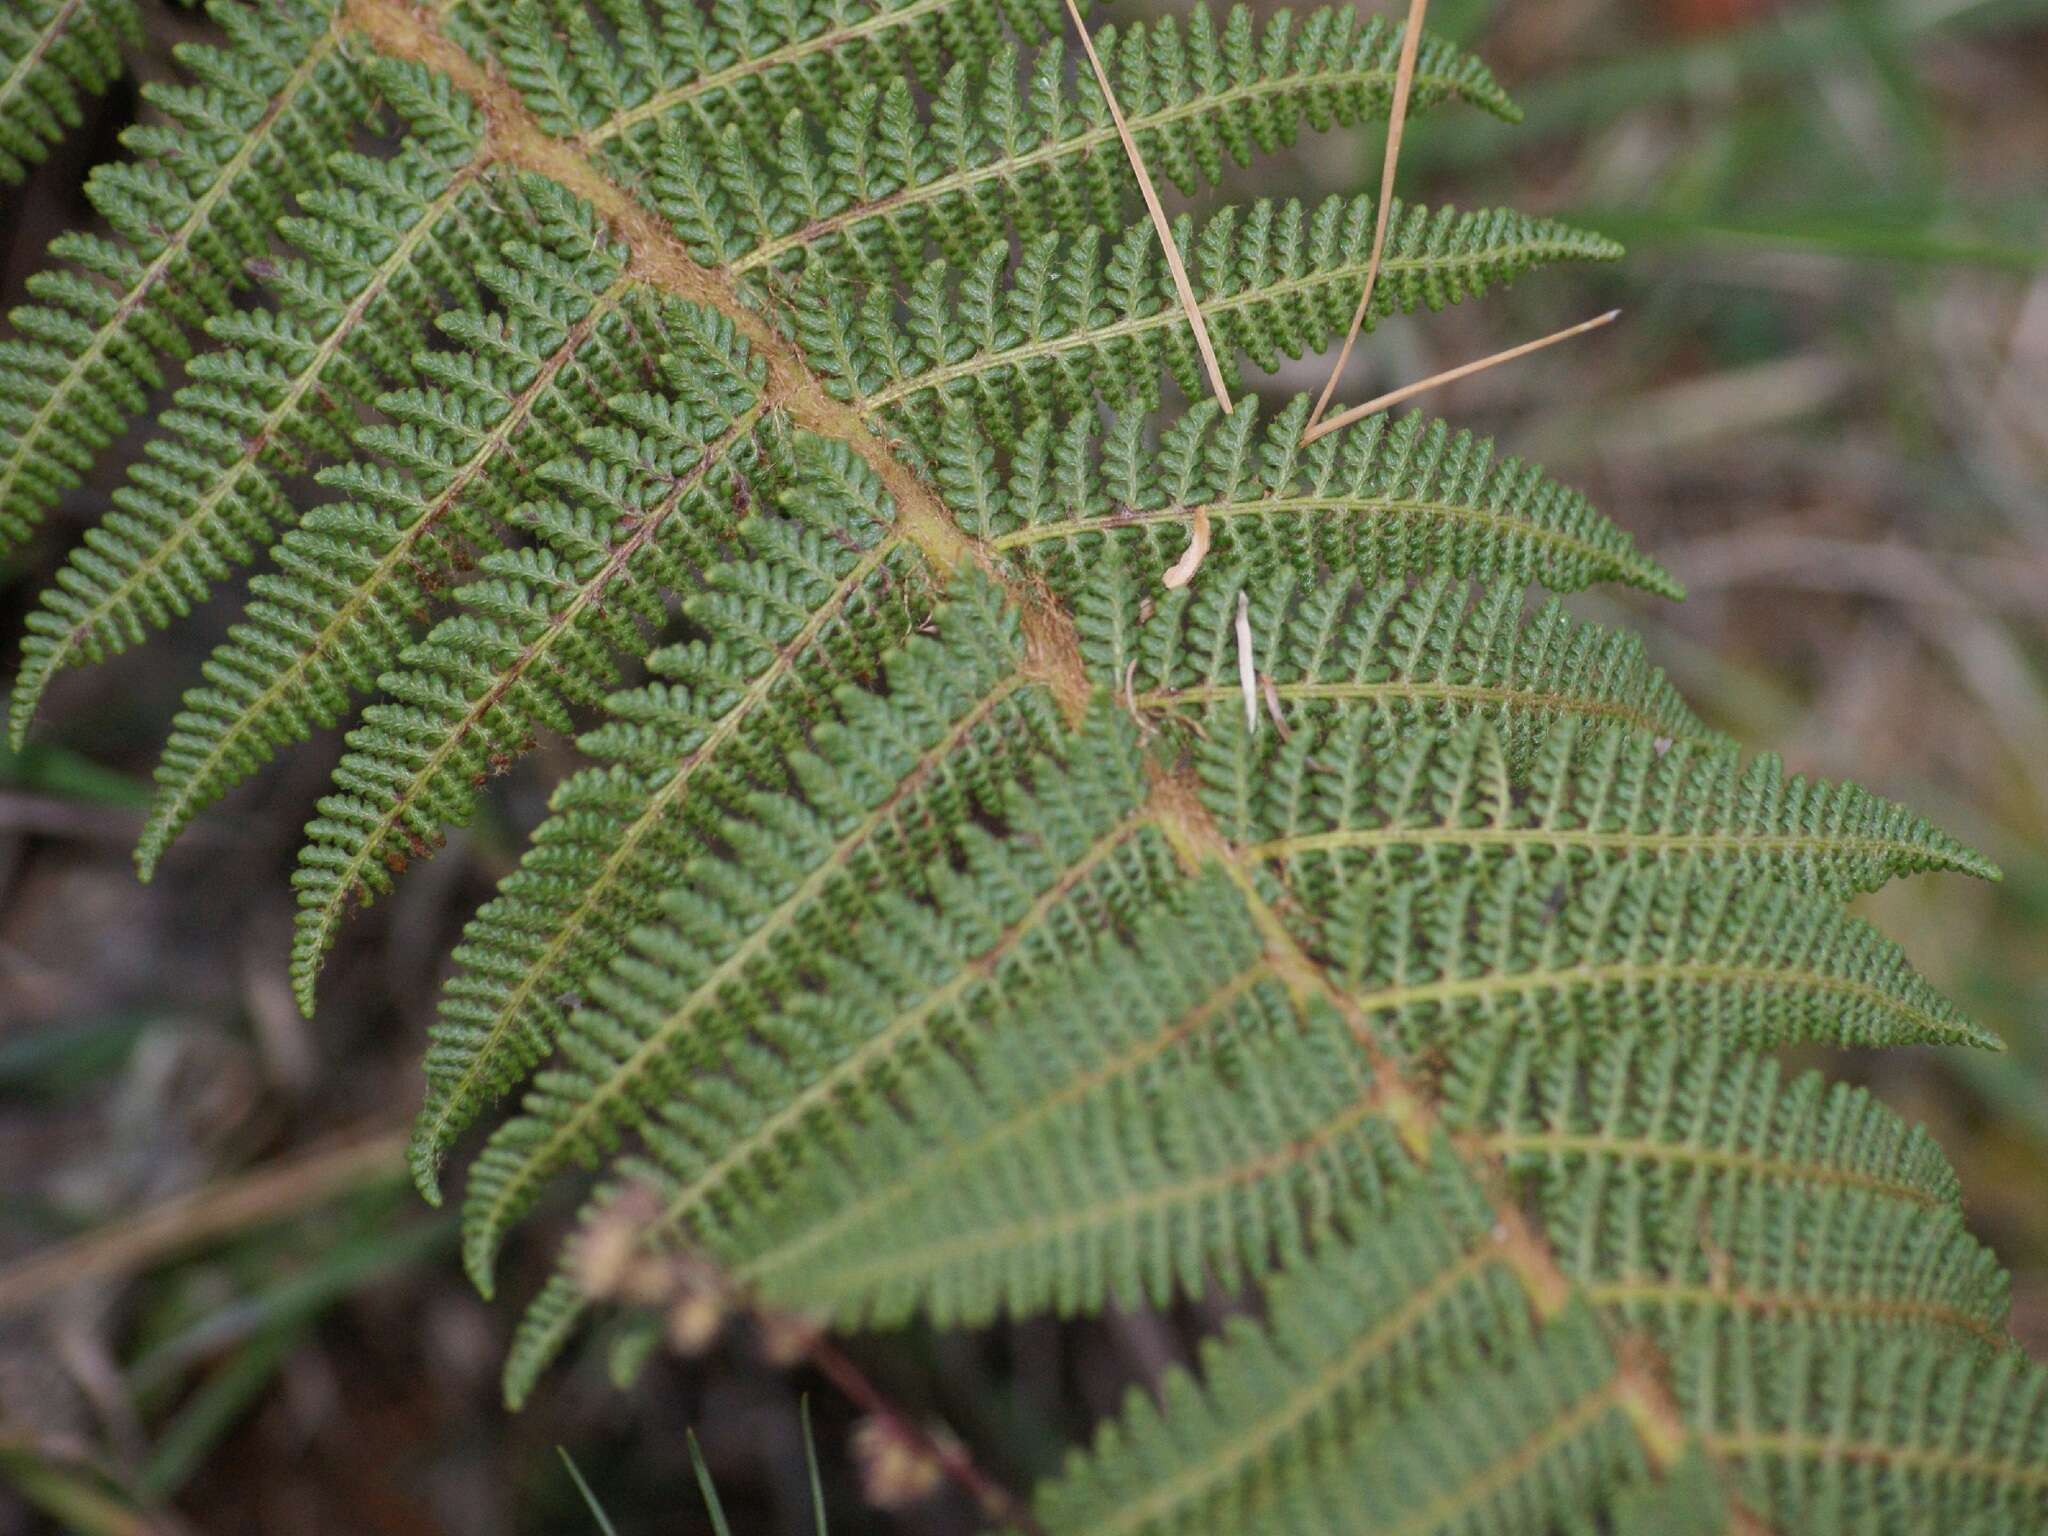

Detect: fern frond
[7,61,494,743]
[0,0,138,185]
[802,194,1622,440]
[134,177,661,876]
[287,311,767,1010]
[975,395,1680,599]
[491,0,1082,163]
[1207,706,1991,906]
[0,0,372,549]
[1105,567,1710,766]
[2,0,2028,1520]
[406,434,947,1201]
[1329,862,1995,1056]
[649,6,1514,284]
[462,693,1164,1294]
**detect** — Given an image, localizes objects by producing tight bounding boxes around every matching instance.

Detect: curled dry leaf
[1161,507,1212,589]
[1235,591,1258,734]
[853,1416,947,1509]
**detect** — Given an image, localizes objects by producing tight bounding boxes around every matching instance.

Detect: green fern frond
[1090,567,1708,761]
[1446,1028,1967,1214]
[1329,862,1995,1056]
[0,0,372,550]
[0,0,139,185]
[286,304,766,1010]
[2,0,2032,1524]
[974,395,1680,599]
[1202,706,1992,904]
[7,60,492,744]
[134,176,663,876]
[649,6,1514,284]
[802,195,1622,441]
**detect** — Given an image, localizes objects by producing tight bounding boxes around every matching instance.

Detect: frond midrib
[1581,1277,2006,1346]
[1351,958,1968,1044]
[1474,1128,1950,1211]
[0,0,93,118]
[1140,680,1705,742]
[1701,1430,2048,1491]
[1249,824,1969,868]
[994,493,1666,590]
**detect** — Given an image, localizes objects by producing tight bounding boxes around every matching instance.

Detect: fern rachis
[5,0,2043,1528]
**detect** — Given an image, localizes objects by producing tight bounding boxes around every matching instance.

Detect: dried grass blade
[1302,310,1622,444]
[1306,0,1430,434]
[1062,0,1234,413]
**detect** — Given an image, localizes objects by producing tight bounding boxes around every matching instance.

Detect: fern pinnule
[0,0,138,184]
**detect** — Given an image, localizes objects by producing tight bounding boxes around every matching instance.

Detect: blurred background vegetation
[1,0,2044,1529]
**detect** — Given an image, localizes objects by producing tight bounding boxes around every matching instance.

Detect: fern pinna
[5,0,2043,1528]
